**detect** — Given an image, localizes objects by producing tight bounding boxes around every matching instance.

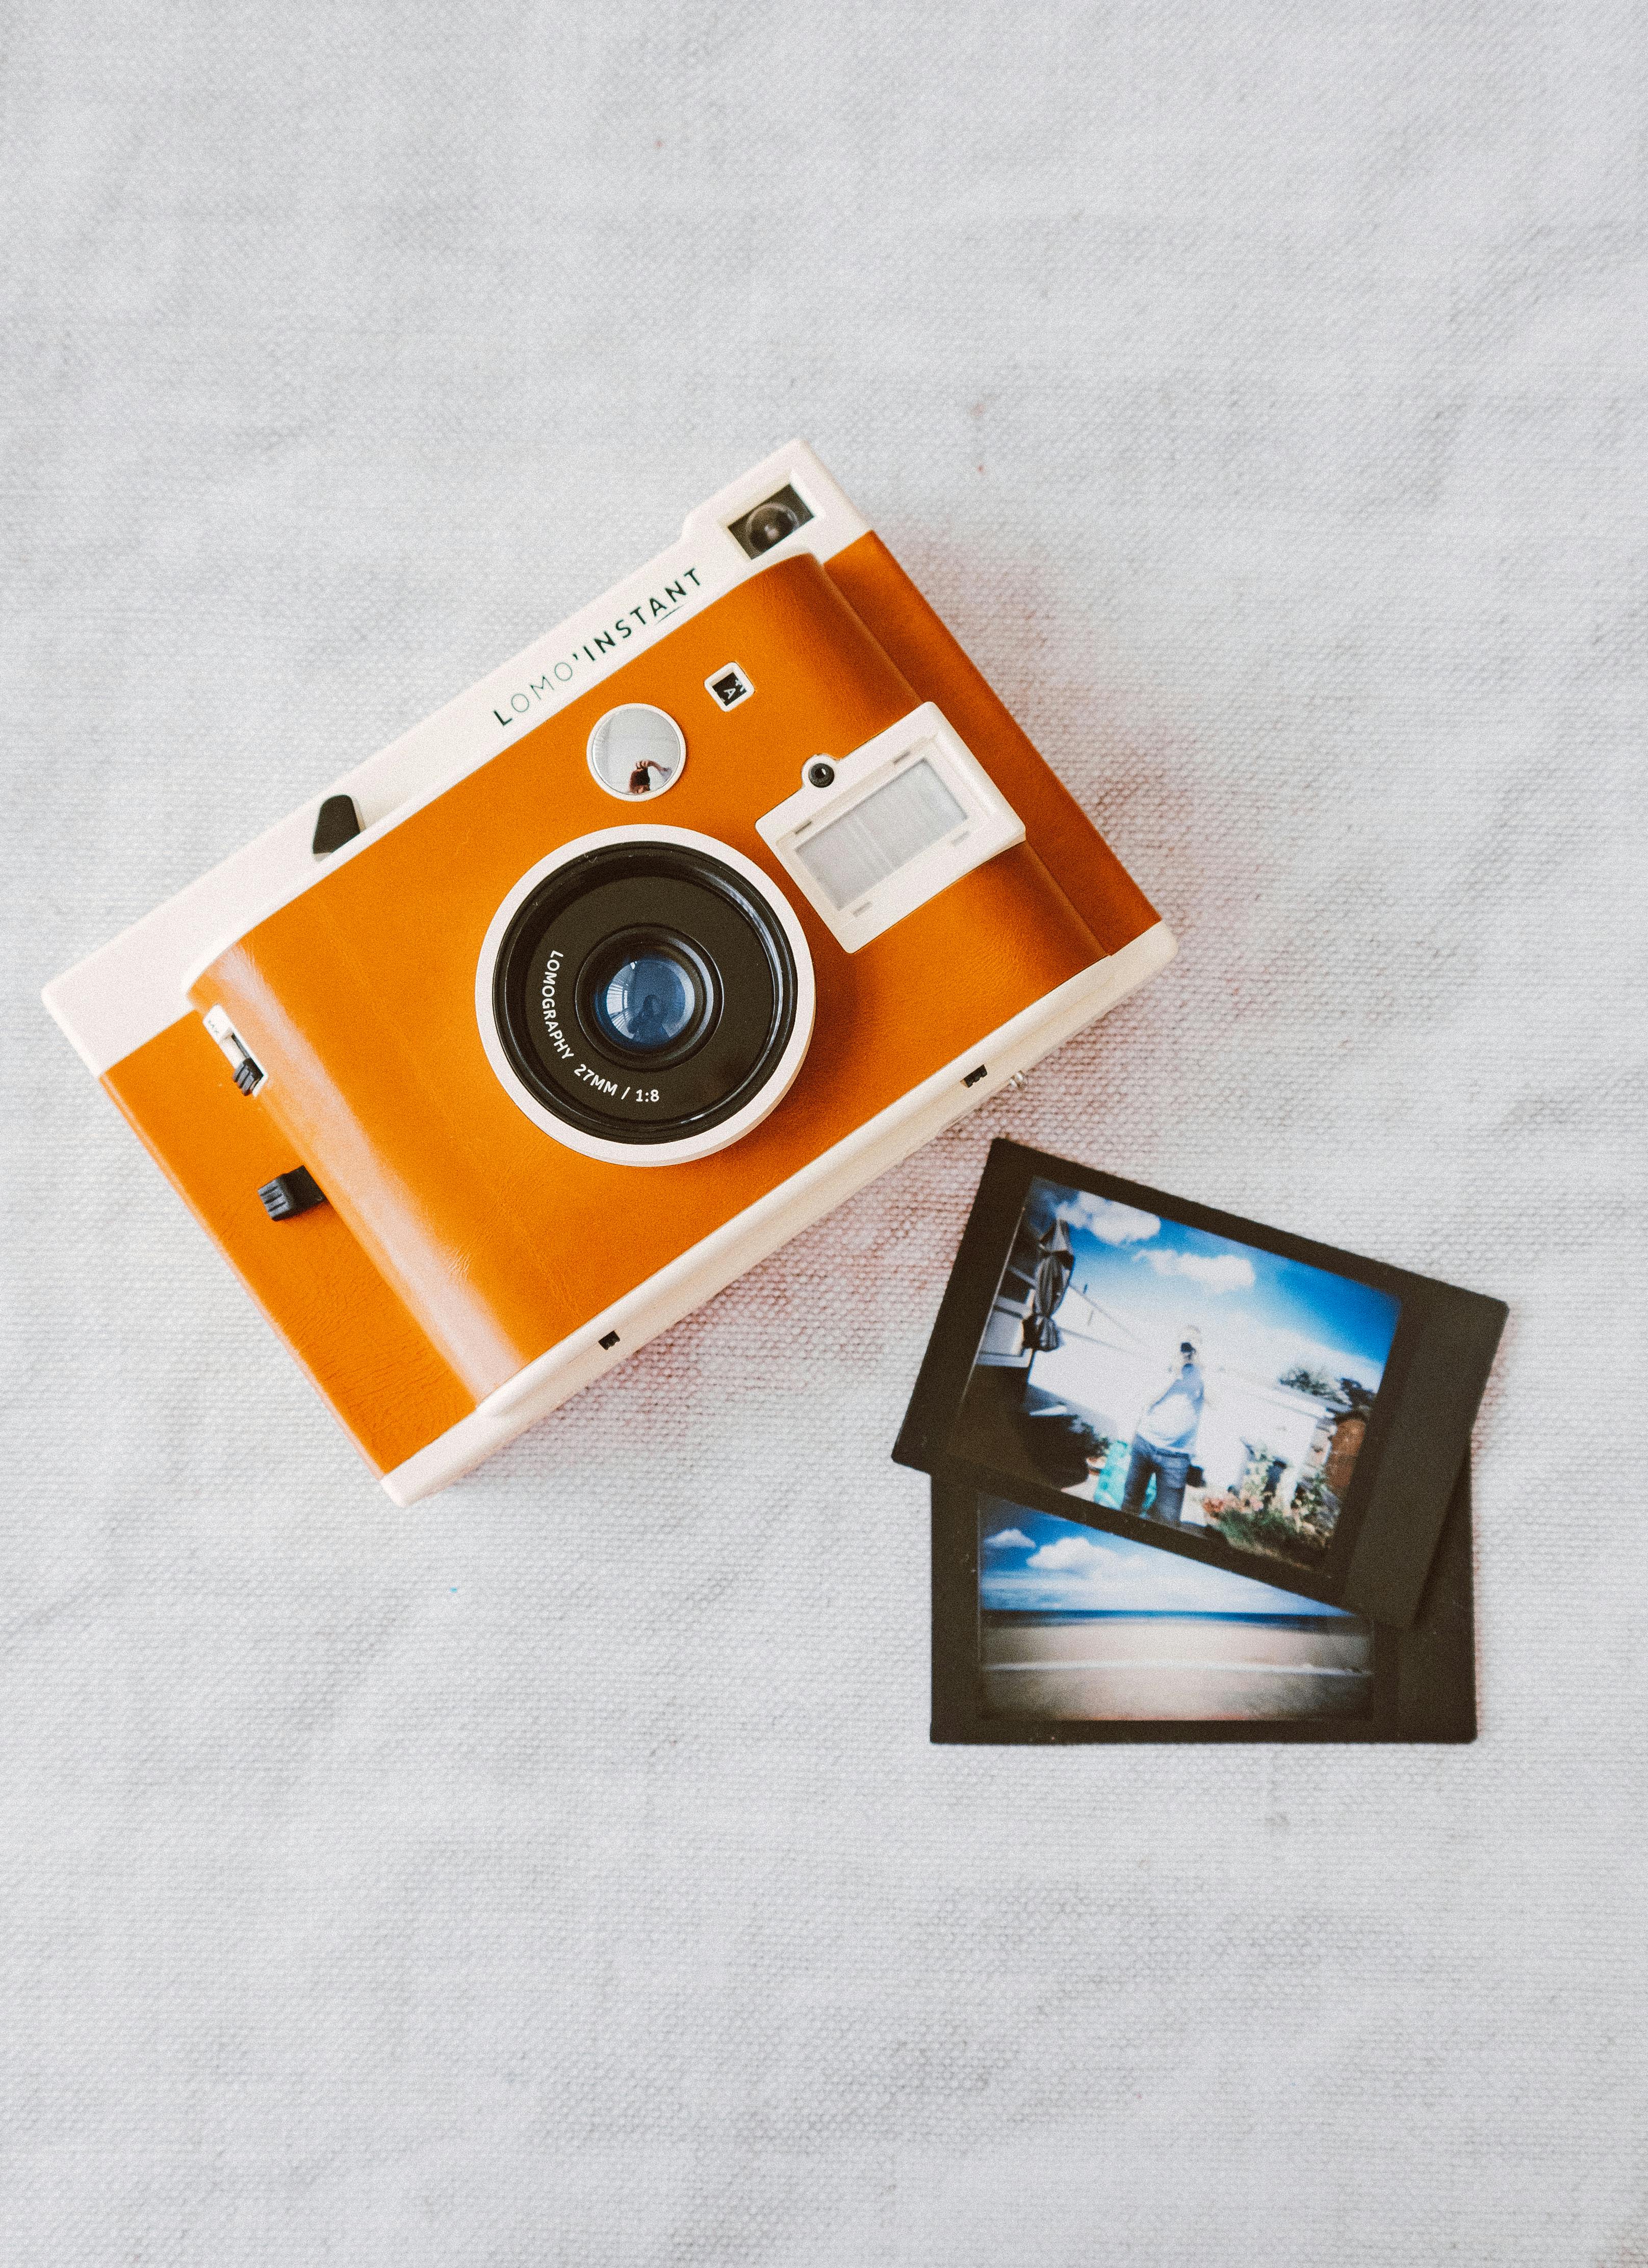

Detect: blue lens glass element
[596,954,694,1054]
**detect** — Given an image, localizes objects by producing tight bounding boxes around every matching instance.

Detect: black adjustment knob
[258,1167,327,1221]
[312,794,362,856]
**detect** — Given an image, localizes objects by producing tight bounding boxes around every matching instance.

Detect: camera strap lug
[202,1005,267,1097]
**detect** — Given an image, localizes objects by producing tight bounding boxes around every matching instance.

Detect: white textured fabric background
[4,5,1644,2261]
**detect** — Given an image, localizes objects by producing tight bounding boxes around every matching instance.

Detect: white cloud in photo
[1144,1248,1255,1294]
[1054,1191,1160,1245]
[1026,1535,1113,1573]
[1023,1535,1212,1610]
[983,1528,1033,1551]
[1000,1527,1345,1617]
[1024,1531,1244,1610]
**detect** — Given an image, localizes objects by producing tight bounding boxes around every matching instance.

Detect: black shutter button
[312,795,362,855]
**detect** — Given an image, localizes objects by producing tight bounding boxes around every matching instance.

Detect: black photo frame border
[930,1457,1476,1745]
[894,1140,1506,1628]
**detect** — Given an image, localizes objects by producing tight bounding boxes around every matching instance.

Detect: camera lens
[594,953,694,1054]
[806,760,835,789]
[743,501,800,553]
[489,842,803,1150]
[577,925,717,1068]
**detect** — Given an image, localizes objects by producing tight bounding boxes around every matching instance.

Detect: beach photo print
[922,1469,1477,1745]
[977,1494,1374,1724]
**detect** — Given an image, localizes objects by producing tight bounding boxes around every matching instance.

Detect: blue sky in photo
[1031,1178,1402,1391]
[978,1499,1354,1618]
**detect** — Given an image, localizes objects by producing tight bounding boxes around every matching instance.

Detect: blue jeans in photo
[1121,1439,1190,1526]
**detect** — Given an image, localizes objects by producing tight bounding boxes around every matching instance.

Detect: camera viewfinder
[728,484,813,558]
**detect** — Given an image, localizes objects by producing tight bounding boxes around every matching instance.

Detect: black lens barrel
[492,842,799,1148]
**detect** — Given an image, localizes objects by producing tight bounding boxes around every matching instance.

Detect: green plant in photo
[1205,1496,1323,1565]
[1289,1467,1342,1538]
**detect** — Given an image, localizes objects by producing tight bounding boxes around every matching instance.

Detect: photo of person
[975,1496,1374,1723]
[956,1177,1403,1574]
[1120,1327,1206,1526]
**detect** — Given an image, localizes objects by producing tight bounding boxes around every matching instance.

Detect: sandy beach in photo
[981,1612,1374,1722]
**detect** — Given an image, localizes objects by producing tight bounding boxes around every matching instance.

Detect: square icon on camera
[705,662,754,712]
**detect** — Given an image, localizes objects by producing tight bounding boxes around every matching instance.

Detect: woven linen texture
[4,4,1645,2261]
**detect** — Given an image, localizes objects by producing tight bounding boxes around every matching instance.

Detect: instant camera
[44,444,1176,1501]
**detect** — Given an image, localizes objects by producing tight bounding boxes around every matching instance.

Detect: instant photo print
[895,1142,1506,1628]
[43,446,1177,1502]
[927,1461,1476,1745]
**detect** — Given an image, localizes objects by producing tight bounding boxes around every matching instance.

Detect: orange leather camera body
[45,445,1175,1500]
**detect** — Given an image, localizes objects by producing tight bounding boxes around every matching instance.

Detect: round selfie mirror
[586,704,687,801]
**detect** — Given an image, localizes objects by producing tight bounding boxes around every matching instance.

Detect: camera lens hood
[477,826,815,1168]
